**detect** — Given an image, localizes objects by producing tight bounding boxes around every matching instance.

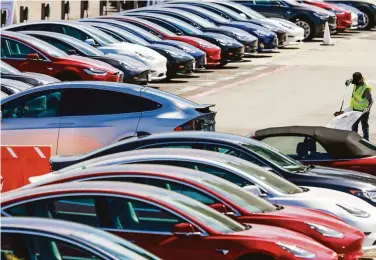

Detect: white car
[4,21,168,82]
[36,148,376,250]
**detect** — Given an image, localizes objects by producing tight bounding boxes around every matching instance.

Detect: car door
[1,37,53,76]
[1,88,65,155]
[56,87,142,155]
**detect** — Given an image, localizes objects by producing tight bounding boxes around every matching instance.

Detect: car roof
[4,20,86,30]
[1,78,33,90]
[1,81,146,103]
[255,126,376,158]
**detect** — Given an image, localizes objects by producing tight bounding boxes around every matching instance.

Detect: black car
[125,7,259,53]
[326,0,376,29]
[124,12,245,65]
[235,0,337,40]
[50,131,376,207]
[84,22,196,79]
[20,31,151,84]
[1,78,33,95]
[1,61,60,86]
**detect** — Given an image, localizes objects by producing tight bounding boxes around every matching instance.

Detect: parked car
[297,0,354,30]
[334,3,367,28]
[4,21,168,81]
[162,4,279,51]
[125,7,259,53]
[1,83,216,156]
[1,217,160,260]
[49,131,376,208]
[95,16,222,66]
[1,78,33,95]
[1,181,339,260]
[252,126,376,175]
[85,22,196,79]
[0,31,123,82]
[21,31,151,85]
[215,0,306,43]
[325,0,376,29]
[80,19,208,70]
[24,164,365,259]
[234,0,337,40]
[1,61,60,86]
[165,1,289,47]
[124,12,245,65]
[45,148,376,249]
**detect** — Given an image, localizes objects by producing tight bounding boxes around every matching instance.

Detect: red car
[252,126,376,176]
[96,16,222,66]
[22,164,364,260]
[1,31,123,82]
[2,181,338,260]
[299,0,352,30]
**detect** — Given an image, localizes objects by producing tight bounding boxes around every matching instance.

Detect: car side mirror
[176,31,182,36]
[239,13,247,19]
[209,203,236,216]
[67,49,77,55]
[172,223,201,236]
[243,185,263,197]
[26,53,40,60]
[84,38,96,46]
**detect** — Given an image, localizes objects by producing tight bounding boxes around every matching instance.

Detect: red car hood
[59,55,121,74]
[169,35,219,49]
[306,1,346,12]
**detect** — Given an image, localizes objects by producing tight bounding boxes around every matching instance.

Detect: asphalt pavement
[153,29,376,142]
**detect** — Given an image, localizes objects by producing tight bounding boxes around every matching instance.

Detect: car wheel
[56,72,81,81]
[358,9,375,30]
[294,18,314,41]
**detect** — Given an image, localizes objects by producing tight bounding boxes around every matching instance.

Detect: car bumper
[168,59,195,76]
[315,17,337,36]
[148,60,167,82]
[337,19,352,29]
[240,39,258,53]
[286,28,305,43]
[206,48,221,66]
[259,36,278,52]
[195,55,207,70]
[123,70,150,84]
[222,46,245,62]
[276,32,288,47]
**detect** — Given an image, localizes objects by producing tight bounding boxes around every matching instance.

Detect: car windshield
[201,178,276,213]
[22,34,67,57]
[226,2,266,19]
[160,194,246,233]
[82,25,120,45]
[209,4,248,21]
[94,24,150,46]
[63,36,104,56]
[119,22,162,41]
[172,10,217,28]
[1,62,21,74]
[177,6,229,23]
[155,15,203,34]
[359,138,376,150]
[241,141,306,172]
[227,160,304,194]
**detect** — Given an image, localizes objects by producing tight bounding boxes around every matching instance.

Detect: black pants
[352,112,370,140]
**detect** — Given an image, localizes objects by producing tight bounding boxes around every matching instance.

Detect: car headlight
[216,38,233,46]
[307,223,344,238]
[276,242,315,259]
[164,50,185,58]
[350,190,376,202]
[255,30,270,36]
[136,52,155,60]
[83,68,107,75]
[337,204,370,218]
[120,62,142,70]
[313,12,330,19]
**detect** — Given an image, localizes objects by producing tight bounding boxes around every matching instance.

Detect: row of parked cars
[1,0,376,92]
[2,0,376,260]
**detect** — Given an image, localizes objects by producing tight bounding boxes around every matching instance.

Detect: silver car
[1,82,216,155]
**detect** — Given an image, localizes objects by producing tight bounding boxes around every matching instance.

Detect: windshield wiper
[274,204,284,211]
[243,223,252,230]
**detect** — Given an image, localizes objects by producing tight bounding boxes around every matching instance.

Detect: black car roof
[254,126,376,158]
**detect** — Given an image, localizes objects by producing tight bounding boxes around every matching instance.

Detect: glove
[345,79,352,86]
[334,111,344,117]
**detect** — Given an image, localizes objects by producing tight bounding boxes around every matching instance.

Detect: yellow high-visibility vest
[350,82,372,111]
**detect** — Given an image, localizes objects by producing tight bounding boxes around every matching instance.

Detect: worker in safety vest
[346,72,373,140]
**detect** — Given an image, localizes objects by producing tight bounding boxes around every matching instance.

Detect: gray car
[0,82,216,156]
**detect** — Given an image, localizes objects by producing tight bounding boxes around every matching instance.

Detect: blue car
[166,1,289,47]
[84,22,197,79]
[81,18,207,69]
[162,4,278,52]
[125,7,259,53]
[124,12,246,64]
[234,0,337,40]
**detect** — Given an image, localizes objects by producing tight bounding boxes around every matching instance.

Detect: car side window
[2,89,65,118]
[99,29,127,42]
[1,38,42,60]
[61,25,91,41]
[38,36,73,53]
[129,22,163,38]
[107,197,184,232]
[261,136,330,160]
[146,178,217,204]
[60,88,161,116]
[147,19,182,35]
[1,232,102,260]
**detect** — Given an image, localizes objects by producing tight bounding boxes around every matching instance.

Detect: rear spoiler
[194,104,216,113]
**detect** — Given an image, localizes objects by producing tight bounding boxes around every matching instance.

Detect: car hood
[231,21,269,31]
[150,44,194,62]
[308,165,376,187]
[245,19,287,33]
[101,42,167,60]
[102,54,149,69]
[213,26,258,41]
[259,18,300,32]
[23,72,60,84]
[198,32,244,46]
[175,35,219,48]
[61,55,121,73]
[288,1,336,15]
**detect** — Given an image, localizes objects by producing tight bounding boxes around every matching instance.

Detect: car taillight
[174,119,205,131]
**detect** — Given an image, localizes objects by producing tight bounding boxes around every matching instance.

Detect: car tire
[294,17,314,41]
[237,254,275,260]
[357,8,375,30]
[55,71,81,81]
